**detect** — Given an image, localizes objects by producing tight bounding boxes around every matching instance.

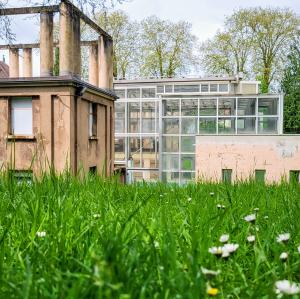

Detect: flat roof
[113,76,243,85]
[0,76,117,99]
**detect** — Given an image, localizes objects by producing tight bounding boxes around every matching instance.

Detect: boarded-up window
[89,103,97,137]
[11,97,32,135]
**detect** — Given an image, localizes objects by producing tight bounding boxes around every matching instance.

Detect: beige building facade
[196,135,300,183]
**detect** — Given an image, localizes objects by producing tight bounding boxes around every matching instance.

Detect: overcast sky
[0,0,299,75]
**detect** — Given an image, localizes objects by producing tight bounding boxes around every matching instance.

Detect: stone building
[0,0,116,178]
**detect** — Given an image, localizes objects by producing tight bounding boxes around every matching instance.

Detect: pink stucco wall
[196,135,300,183]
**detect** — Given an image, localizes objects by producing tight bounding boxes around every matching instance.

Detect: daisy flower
[276,233,290,243]
[223,243,239,253]
[244,214,256,223]
[219,234,229,243]
[36,231,46,238]
[247,235,255,243]
[279,252,288,261]
[275,280,300,295]
[93,214,100,219]
[216,204,226,209]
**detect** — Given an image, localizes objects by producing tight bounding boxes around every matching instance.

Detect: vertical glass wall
[115,85,282,184]
[114,87,159,182]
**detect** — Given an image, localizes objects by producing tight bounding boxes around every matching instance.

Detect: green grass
[0,174,300,298]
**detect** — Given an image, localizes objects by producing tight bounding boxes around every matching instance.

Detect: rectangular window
[11,97,33,135]
[200,99,217,116]
[210,84,218,92]
[165,85,173,93]
[157,85,164,93]
[290,170,300,183]
[255,170,266,183]
[10,170,33,184]
[219,84,229,92]
[174,85,199,93]
[199,118,216,134]
[142,88,156,98]
[89,103,97,137]
[222,169,232,183]
[201,84,209,92]
[127,88,140,98]
[89,166,97,175]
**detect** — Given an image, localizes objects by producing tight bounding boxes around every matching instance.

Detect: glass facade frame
[114,84,283,184]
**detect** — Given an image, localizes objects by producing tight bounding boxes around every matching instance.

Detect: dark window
[157,85,164,93]
[210,84,218,92]
[10,170,33,184]
[201,84,209,92]
[89,103,97,137]
[255,170,265,183]
[165,85,173,92]
[290,170,300,183]
[89,166,97,175]
[222,169,232,183]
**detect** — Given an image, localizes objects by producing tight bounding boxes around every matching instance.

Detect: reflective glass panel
[200,99,217,116]
[219,98,235,116]
[199,118,216,134]
[219,84,229,92]
[258,117,278,134]
[238,98,256,116]
[129,137,141,167]
[162,172,180,183]
[181,99,198,116]
[115,89,125,98]
[181,155,195,171]
[157,85,164,93]
[218,118,235,134]
[142,102,156,133]
[162,154,179,170]
[174,85,199,92]
[258,98,278,115]
[181,118,197,134]
[128,102,140,133]
[210,84,218,92]
[163,119,179,134]
[115,102,125,133]
[181,136,195,153]
[165,85,173,92]
[114,137,125,161]
[142,88,156,98]
[162,136,179,152]
[201,84,209,92]
[237,117,256,134]
[127,88,140,98]
[163,100,179,116]
[142,137,157,168]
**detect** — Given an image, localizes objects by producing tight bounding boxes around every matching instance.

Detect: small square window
[157,85,164,93]
[165,85,173,93]
[255,170,265,183]
[201,84,209,92]
[89,166,97,175]
[89,103,97,137]
[222,169,232,183]
[210,84,218,92]
[290,170,300,183]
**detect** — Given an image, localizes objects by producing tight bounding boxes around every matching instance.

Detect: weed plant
[0,174,300,298]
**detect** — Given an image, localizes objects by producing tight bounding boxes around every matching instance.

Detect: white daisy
[244,214,256,223]
[187,197,192,202]
[216,204,226,209]
[93,214,100,219]
[264,216,269,219]
[209,192,215,196]
[254,208,259,212]
[36,231,46,237]
[279,252,288,261]
[247,235,255,242]
[201,267,221,277]
[208,246,223,256]
[219,234,229,243]
[276,233,290,243]
[275,280,300,295]
[223,243,239,253]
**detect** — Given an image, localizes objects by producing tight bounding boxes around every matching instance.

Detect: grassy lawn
[0,175,300,298]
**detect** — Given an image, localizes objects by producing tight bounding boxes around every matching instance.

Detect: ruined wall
[0,83,115,177]
[196,135,300,183]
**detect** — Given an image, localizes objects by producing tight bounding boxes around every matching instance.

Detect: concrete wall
[0,81,115,177]
[196,135,300,183]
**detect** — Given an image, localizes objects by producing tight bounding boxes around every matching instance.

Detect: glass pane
[200,99,217,116]
[127,88,140,98]
[222,169,232,183]
[181,172,195,184]
[181,155,195,171]
[162,172,179,183]
[142,102,156,133]
[237,118,256,134]
[218,118,235,134]
[290,171,300,183]
[157,85,164,93]
[162,154,179,170]
[255,170,265,183]
[238,98,256,116]
[258,117,278,134]
[128,102,140,133]
[163,100,179,116]
[142,88,156,98]
[163,119,179,134]
[115,102,125,133]
[199,118,216,134]
[115,89,125,98]
[129,137,141,167]
[258,98,278,115]
[181,136,195,153]
[165,85,173,92]
[181,99,198,116]
[201,84,209,92]
[174,85,199,92]
[162,136,179,152]
[219,84,229,92]
[11,97,32,135]
[210,84,218,92]
[181,118,197,134]
[219,98,235,116]
[142,137,157,168]
[115,138,125,161]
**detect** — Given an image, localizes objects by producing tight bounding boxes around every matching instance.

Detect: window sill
[89,136,98,141]
[7,135,36,141]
